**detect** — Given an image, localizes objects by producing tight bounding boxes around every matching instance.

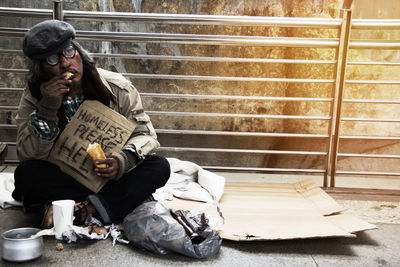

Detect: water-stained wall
[1,0,400,176]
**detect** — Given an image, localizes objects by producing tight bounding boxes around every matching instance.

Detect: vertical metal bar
[53,0,64,20]
[325,9,352,187]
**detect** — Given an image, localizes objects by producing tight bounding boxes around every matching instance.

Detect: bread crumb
[56,242,64,251]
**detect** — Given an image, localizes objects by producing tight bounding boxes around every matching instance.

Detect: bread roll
[87,143,107,168]
[64,72,73,80]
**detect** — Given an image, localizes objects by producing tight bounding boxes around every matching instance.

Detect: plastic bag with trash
[123,201,222,259]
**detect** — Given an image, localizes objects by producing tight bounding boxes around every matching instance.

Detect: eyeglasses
[45,45,76,66]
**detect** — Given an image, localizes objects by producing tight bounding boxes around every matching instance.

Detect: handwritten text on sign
[48,100,136,192]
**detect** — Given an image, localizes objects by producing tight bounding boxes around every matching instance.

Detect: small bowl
[2,227,43,262]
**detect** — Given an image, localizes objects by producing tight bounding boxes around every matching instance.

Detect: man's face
[41,44,83,88]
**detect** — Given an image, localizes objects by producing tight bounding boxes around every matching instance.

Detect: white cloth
[0,172,22,208]
[153,158,225,203]
[0,158,225,209]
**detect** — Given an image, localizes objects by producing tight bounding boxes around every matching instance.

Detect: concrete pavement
[1,167,400,266]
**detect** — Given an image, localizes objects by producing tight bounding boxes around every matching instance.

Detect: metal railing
[0,3,400,189]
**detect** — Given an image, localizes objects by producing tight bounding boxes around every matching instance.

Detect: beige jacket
[16,68,160,161]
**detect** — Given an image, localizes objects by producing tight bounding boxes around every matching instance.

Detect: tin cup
[2,227,43,262]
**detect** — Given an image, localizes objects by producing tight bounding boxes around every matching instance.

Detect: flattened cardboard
[48,100,136,193]
[163,178,377,241]
[325,213,378,234]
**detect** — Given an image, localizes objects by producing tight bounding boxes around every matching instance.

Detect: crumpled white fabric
[0,158,225,208]
[153,158,225,203]
[0,172,22,208]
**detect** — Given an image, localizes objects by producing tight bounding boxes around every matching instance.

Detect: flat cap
[22,20,76,60]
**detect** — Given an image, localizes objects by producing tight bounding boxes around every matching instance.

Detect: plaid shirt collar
[63,92,84,122]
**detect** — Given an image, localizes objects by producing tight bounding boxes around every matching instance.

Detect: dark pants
[12,154,170,224]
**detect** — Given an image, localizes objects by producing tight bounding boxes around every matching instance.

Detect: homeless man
[12,20,170,228]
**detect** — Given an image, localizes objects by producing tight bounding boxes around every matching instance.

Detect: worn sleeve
[111,82,160,161]
[29,111,58,140]
[16,90,59,161]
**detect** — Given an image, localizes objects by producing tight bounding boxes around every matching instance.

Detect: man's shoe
[40,203,54,229]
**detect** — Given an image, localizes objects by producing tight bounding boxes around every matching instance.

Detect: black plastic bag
[123,201,222,259]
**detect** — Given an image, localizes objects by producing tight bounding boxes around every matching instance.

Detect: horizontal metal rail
[0,49,22,54]
[350,41,400,50]
[346,79,400,85]
[0,68,28,73]
[341,117,400,123]
[0,27,27,37]
[340,135,400,140]
[0,106,18,111]
[156,129,328,138]
[338,153,400,159]
[147,111,330,120]
[336,170,400,176]
[352,19,400,29]
[1,142,15,146]
[91,53,337,64]
[125,73,335,82]
[141,93,333,102]
[0,124,17,129]
[343,99,400,104]
[158,147,327,156]
[347,61,400,66]
[203,166,326,173]
[0,7,52,18]
[0,88,24,93]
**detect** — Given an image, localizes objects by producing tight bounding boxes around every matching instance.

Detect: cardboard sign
[48,100,136,193]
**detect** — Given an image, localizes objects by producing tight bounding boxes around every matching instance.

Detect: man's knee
[12,160,35,201]
[14,159,49,191]
[154,154,170,174]
[146,154,171,187]
[14,160,34,185]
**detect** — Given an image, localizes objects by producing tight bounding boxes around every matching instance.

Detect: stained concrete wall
[1,0,400,177]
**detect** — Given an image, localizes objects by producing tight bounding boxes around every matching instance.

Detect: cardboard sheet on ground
[163,178,377,241]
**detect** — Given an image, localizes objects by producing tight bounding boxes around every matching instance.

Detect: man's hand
[94,157,120,181]
[37,74,72,121]
[41,74,71,97]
